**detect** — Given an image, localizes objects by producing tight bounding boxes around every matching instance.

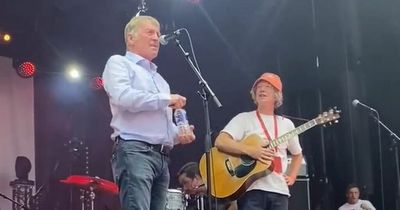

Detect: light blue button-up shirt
[102,51,178,146]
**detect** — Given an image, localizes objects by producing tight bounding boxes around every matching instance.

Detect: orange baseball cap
[252,72,282,92]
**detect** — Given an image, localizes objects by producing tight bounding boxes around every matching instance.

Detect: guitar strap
[256,111,282,173]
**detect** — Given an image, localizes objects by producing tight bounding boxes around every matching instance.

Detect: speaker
[289,177,310,210]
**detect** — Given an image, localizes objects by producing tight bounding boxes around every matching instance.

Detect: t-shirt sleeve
[221,113,248,141]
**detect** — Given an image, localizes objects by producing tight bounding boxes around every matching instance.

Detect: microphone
[159,29,183,45]
[352,99,377,112]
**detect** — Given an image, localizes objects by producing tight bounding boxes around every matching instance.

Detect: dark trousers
[111,139,170,210]
[237,190,288,210]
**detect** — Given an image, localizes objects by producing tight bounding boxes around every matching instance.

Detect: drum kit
[61,176,197,210]
[166,189,188,210]
[166,189,206,210]
[60,175,118,210]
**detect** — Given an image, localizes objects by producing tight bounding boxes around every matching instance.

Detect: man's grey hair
[124,16,160,42]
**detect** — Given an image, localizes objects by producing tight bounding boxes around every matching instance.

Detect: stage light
[90,76,103,90]
[65,63,85,81]
[3,33,11,43]
[0,32,12,44]
[66,68,81,80]
[16,61,36,78]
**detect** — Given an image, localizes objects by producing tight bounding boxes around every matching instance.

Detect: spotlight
[3,33,12,43]
[67,68,81,80]
[0,32,12,44]
[68,69,81,79]
[90,76,103,90]
[65,63,84,81]
[16,61,36,78]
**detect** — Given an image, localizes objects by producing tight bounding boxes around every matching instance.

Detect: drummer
[177,162,237,210]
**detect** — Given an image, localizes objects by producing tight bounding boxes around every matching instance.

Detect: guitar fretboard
[267,119,318,148]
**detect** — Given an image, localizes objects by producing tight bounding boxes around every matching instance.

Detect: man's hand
[360,202,375,210]
[284,174,296,186]
[177,125,195,144]
[192,183,207,195]
[169,94,186,109]
[244,145,274,165]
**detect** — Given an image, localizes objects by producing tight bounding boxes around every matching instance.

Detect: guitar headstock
[315,107,341,126]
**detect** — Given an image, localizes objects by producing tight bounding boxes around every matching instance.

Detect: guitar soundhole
[233,155,256,178]
[240,155,255,166]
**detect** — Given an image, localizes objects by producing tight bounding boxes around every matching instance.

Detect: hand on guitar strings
[244,145,275,165]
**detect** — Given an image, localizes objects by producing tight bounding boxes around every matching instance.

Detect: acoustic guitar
[199,108,340,201]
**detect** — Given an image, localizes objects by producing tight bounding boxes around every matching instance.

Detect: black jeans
[237,190,288,210]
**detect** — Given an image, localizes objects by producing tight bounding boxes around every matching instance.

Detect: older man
[102,15,195,210]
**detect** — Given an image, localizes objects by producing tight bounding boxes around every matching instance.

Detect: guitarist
[214,72,303,210]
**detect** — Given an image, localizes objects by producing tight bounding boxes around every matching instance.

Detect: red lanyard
[256,111,282,173]
[256,111,278,142]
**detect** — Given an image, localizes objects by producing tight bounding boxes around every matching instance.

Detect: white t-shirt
[221,111,302,196]
[338,199,376,210]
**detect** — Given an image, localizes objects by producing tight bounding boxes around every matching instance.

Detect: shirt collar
[125,51,158,72]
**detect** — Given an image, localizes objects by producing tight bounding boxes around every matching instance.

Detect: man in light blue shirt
[102,15,195,210]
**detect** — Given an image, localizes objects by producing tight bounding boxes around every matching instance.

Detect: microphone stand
[368,112,400,209]
[135,0,148,17]
[173,38,222,210]
[0,192,30,210]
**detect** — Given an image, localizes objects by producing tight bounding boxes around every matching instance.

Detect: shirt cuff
[158,93,171,108]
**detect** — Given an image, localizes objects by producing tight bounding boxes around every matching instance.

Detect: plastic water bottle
[174,108,190,135]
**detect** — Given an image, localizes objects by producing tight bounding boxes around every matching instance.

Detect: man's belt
[150,144,172,156]
[116,136,172,156]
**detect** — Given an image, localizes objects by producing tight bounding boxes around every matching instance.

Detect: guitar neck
[268,119,318,148]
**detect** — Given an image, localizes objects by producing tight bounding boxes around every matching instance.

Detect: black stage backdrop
[1,0,398,209]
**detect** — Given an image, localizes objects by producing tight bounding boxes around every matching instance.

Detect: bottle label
[174,109,190,135]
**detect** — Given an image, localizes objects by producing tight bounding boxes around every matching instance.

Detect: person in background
[177,162,237,210]
[338,183,376,210]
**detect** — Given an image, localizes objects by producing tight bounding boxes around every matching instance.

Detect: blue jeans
[111,139,170,210]
[237,190,288,210]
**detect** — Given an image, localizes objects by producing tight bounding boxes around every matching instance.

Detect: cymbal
[60,175,118,195]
